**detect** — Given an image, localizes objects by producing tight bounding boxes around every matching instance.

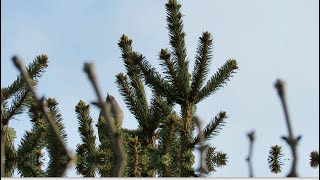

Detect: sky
[1,0,319,177]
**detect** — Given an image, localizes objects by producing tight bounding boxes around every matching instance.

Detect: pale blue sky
[1,0,319,177]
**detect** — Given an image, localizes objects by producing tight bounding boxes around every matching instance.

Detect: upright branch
[246,130,255,177]
[83,63,126,177]
[12,56,75,176]
[127,0,238,176]
[274,79,301,177]
[166,0,189,97]
[75,101,96,154]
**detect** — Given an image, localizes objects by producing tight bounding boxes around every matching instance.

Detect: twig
[83,63,126,177]
[12,56,75,176]
[194,116,208,177]
[275,79,301,177]
[246,130,255,177]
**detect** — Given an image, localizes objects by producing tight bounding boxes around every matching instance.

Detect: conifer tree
[118,0,238,176]
[4,0,317,178]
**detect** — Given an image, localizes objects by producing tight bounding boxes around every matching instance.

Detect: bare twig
[83,63,126,177]
[12,56,75,176]
[194,116,208,177]
[275,79,301,177]
[246,130,255,177]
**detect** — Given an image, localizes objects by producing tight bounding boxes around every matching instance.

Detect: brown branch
[12,56,75,176]
[246,130,255,177]
[83,63,126,177]
[275,79,301,177]
[194,116,208,177]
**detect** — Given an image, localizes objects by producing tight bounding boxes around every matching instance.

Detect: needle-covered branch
[2,55,48,126]
[192,111,227,147]
[166,0,190,97]
[159,49,179,89]
[309,151,319,168]
[268,145,284,174]
[75,100,97,154]
[12,56,74,176]
[2,55,48,100]
[196,59,238,103]
[119,35,179,104]
[190,32,213,102]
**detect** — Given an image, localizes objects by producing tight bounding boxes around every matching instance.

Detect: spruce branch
[246,130,255,177]
[75,100,96,154]
[117,36,150,124]
[118,35,169,147]
[1,88,8,115]
[135,55,180,103]
[1,124,17,177]
[192,111,227,147]
[2,89,31,125]
[204,146,216,173]
[120,54,149,120]
[190,31,213,102]
[165,0,190,96]
[83,63,126,177]
[16,147,45,177]
[148,96,173,140]
[2,55,48,100]
[28,99,44,124]
[4,142,16,177]
[275,79,301,177]
[268,145,284,174]
[203,146,228,174]
[45,98,71,177]
[159,49,178,84]
[127,136,142,177]
[158,114,179,155]
[96,115,113,152]
[116,73,152,142]
[309,151,319,168]
[119,35,179,104]
[11,56,74,176]
[2,55,48,125]
[16,101,46,177]
[196,59,238,103]
[130,73,149,123]
[116,73,141,121]
[17,127,45,162]
[214,151,227,168]
[16,129,45,177]
[157,114,180,177]
[75,143,97,177]
[166,0,187,67]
